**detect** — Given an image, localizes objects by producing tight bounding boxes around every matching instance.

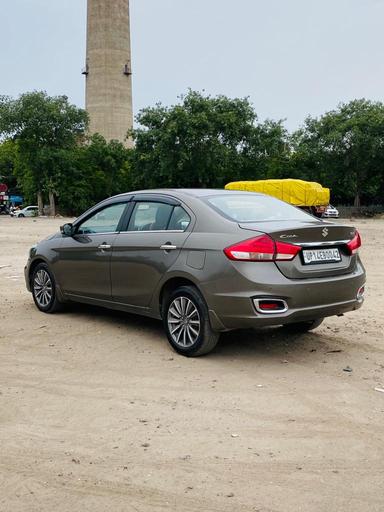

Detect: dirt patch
[0,216,383,512]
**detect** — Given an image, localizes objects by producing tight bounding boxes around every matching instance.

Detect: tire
[283,318,324,333]
[31,262,63,313]
[163,285,219,357]
[18,214,25,218]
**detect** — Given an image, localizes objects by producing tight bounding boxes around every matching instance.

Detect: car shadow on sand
[62,302,332,360]
[215,327,332,360]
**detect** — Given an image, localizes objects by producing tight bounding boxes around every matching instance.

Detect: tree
[240,119,291,181]
[0,91,88,214]
[292,99,384,205]
[31,136,132,216]
[0,140,18,187]
[130,90,289,189]
[85,134,132,198]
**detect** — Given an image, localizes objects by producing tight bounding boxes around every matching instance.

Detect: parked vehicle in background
[322,205,340,218]
[0,204,9,215]
[225,179,330,217]
[11,206,39,218]
[25,189,365,357]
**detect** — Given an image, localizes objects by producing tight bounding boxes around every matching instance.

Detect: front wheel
[31,263,62,313]
[163,286,219,357]
[283,318,324,333]
[18,213,25,218]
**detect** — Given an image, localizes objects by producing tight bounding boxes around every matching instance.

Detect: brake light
[275,240,301,260]
[224,235,301,262]
[346,231,361,255]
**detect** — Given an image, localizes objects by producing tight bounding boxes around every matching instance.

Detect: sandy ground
[0,215,383,512]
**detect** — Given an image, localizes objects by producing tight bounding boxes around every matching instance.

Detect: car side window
[127,202,174,231]
[77,203,127,234]
[168,206,191,231]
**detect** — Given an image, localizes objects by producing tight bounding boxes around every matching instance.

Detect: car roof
[114,189,264,200]
[173,189,264,198]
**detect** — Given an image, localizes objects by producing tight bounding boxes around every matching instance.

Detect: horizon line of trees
[1,90,384,216]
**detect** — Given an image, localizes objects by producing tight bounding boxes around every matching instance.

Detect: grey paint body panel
[110,231,191,307]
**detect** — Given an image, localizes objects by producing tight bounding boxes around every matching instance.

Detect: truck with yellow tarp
[225,179,330,217]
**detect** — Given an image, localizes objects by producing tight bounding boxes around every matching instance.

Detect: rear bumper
[203,261,366,331]
[211,297,363,331]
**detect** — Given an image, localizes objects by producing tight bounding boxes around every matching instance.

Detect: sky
[1,0,384,131]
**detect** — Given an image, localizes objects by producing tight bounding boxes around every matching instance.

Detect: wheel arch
[158,276,201,319]
[28,258,48,286]
[156,275,226,331]
[28,258,67,305]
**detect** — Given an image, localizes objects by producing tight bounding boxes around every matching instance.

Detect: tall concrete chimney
[84,0,133,147]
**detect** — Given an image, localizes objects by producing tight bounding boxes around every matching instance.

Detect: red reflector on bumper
[253,298,288,314]
[259,302,282,310]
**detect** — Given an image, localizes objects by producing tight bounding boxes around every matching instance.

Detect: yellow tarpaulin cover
[225,179,330,207]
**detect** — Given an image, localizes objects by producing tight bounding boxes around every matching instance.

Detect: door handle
[98,244,111,250]
[160,244,177,251]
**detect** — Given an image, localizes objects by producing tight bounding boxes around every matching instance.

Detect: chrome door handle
[98,244,111,250]
[160,244,177,251]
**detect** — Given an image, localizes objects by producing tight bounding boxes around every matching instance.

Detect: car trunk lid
[239,220,358,279]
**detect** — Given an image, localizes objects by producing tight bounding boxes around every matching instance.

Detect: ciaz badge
[280,234,298,239]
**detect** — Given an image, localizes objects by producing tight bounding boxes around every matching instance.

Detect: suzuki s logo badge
[322,227,329,238]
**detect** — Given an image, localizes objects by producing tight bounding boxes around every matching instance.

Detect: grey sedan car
[25,189,365,356]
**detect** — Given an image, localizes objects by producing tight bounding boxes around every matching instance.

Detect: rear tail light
[224,235,301,262]
[346,231,361,255]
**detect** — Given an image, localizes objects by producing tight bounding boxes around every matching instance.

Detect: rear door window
[127,202,174,231]
[168,206,191,231]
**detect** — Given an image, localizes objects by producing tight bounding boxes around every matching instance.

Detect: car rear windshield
[206,194,312,222]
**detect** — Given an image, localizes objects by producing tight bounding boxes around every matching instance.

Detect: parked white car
[322,205,339,218]
[10,206,39,218]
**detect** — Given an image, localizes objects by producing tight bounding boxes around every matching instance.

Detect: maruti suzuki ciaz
[25,189,365,356]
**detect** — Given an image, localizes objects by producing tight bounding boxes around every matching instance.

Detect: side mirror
[60,223,74,237]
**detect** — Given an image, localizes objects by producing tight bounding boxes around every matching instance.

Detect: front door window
[77,203,127,234]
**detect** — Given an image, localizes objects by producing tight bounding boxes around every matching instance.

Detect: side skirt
[64,293,161,319]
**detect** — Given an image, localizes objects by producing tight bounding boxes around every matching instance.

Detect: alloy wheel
[33,269,53,308]
[167,296,201,347]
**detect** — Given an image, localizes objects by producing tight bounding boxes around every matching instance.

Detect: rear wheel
[163,285,219,357]
[283,318,324,333]
[31,263,62,313]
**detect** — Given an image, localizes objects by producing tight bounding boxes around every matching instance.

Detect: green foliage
[0,91,137,214]
[0,139,17,178]
[85,134,132,198]
[0,139,19,192]
[0,91,87,148]
[0,91,89,208]
[1,90,384,214]
[130,90,289,189]
[291,99,384,205]
[28,136,132,216]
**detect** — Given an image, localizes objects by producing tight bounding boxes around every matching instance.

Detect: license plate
[302,248,341,264]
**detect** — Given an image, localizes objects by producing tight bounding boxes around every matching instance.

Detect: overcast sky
[1,0,383,130]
